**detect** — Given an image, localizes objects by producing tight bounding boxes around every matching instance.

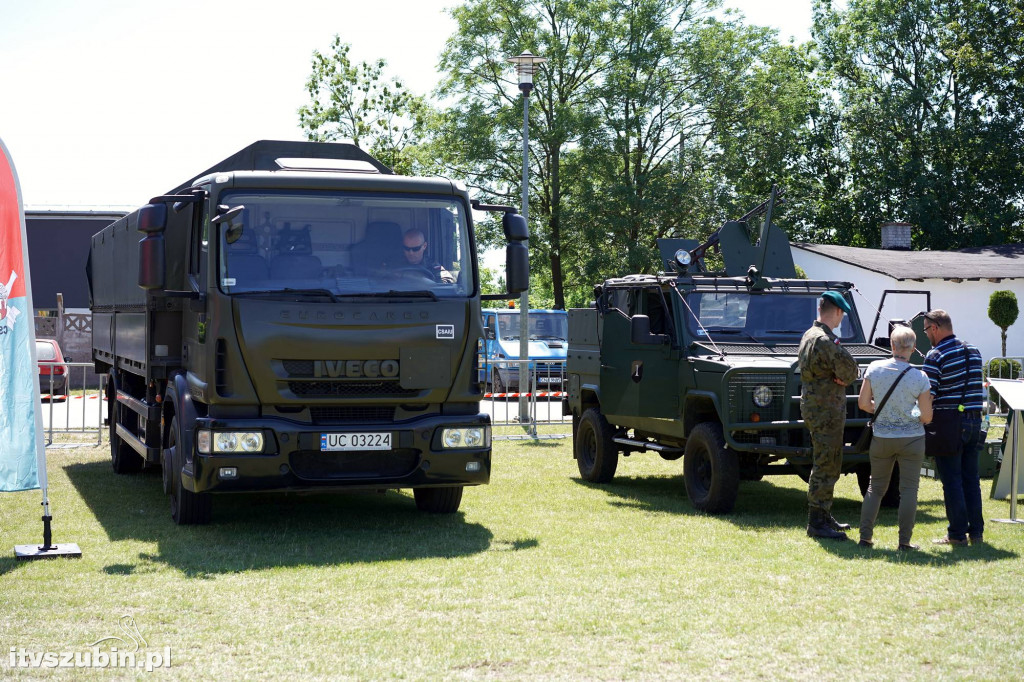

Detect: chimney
[880,222,912,250]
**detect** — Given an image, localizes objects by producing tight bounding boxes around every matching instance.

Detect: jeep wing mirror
[631,315,669,346]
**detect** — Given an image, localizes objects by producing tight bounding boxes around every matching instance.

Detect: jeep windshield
[215,191,472,298]
[684,291,857,342]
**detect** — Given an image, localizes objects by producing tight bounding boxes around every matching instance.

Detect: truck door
[599,287,679,420]
[182,199,209,381]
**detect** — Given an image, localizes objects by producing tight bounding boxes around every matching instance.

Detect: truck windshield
[495,312,568,341]
[216,191,473,298]
[684,291,858,342]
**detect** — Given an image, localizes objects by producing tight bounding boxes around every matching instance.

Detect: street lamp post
[507,50,546,429]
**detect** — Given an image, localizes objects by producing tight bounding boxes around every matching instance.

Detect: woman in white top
[857,325,933,550]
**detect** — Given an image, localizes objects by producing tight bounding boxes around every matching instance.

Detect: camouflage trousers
[806,418,844,511]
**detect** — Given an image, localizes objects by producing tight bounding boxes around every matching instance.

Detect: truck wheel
[493,369,507,395]
[575,407,618,483]
[166,416,212,525]
[856,463,900,509]
[683,422,740,514]
[109,397,144,474]
[414,486,463,513]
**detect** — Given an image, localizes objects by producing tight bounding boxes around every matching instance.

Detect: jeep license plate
[320,432,392,451]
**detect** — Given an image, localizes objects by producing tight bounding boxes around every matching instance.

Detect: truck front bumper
[183,413,491,494]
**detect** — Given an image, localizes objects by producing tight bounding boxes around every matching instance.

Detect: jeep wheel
[683,422,740,514]
[166,416,212,525]
[414,486,464,513]
[575,407,618,483]
[109,394,144,474]
[856,463,900,509]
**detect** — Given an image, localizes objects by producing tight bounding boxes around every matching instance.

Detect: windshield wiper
[765,329,805,334]
[284,288,341,302]
[703,327,760,343]
[340,289,439,301]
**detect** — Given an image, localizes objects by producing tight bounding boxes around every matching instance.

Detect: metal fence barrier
[480,357,571,440]
[40,362,105,448]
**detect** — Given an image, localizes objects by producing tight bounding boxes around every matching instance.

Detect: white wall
[794,249,1024,363]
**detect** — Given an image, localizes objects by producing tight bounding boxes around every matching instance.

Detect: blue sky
[0,0,817,209]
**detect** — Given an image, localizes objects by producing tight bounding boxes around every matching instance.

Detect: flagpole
[0,135,81,560]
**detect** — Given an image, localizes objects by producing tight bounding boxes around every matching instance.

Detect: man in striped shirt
[922,309,985,546]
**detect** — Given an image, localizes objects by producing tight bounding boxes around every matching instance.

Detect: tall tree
[432,0,611,309]
[812,0,1024,248]
[298,36,430,175]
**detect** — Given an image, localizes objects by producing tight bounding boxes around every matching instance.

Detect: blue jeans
[935,414,985,541]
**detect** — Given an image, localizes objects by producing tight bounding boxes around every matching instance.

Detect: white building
[792,225,1023,362]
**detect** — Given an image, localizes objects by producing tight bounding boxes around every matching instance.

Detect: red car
[37,338,70,397]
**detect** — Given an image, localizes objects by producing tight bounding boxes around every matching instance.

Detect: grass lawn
[2,439,1022,680]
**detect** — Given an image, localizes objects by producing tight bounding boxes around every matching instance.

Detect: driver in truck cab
[402,228,454,283]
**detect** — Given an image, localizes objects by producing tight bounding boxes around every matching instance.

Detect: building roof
[792,243,1024,281]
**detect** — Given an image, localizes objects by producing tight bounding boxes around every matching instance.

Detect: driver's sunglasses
[404,243,426,253]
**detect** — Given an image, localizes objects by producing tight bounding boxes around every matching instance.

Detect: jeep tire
[856,463,900,509]
[575,407,618,483]
[683,422,740,514]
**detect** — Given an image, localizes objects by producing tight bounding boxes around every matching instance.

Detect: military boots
[807,508,848,541]
[827,513,851,531]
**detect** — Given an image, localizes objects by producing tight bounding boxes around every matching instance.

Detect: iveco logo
[313,359,400,378]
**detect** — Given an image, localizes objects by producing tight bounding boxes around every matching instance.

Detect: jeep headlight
[197,429,265,454]
[441,426,490,449]
[751,385,773,408]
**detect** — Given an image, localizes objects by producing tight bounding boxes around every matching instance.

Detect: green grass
[2,440,1022,680]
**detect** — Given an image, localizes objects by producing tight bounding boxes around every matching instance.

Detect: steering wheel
[392,265,436,281]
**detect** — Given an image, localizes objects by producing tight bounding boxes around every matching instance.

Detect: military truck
[565,189,893,514]
[88,140,528,524]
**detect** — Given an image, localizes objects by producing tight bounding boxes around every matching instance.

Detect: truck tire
[493,369,507,395]
[166,416,212,525]
[109,397,144,474]
[856,463,900,509]
[414,486,464,513]
[575,407,618,483]
[683,422,740,514]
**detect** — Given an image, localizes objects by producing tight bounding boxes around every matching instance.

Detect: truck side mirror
[137,203,167,290]
[484,324,496,340]
[631,315,669,345]
[502,212,528,242]
[505,242,529,294]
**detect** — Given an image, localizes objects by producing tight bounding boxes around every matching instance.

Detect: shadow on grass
[64,460,499,577]
[817,538,1018,565]
[578,473,955,530]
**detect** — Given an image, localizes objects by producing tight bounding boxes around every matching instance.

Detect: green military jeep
[565,194,894,514]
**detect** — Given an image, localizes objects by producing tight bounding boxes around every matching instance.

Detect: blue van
[481,309,568,392]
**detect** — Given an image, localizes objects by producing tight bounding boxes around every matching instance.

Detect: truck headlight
[752,385,773,408]
[197,429,265,454]
[441,426,490,449]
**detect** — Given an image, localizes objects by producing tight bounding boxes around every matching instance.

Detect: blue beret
[821,290,852,314]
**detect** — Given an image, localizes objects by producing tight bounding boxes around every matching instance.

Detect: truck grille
[287,380,420,398]
[310,407,395,424]
[728,373,788,444]
[290,449,418,480]
[282,360,420,398]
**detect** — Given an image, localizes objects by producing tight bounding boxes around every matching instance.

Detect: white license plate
[538,376,560,384]
[320,432,392,451]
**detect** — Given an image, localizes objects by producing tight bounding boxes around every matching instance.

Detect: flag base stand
[13,515,81,561]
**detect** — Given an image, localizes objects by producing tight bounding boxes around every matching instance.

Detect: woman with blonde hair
[857,324,933,550]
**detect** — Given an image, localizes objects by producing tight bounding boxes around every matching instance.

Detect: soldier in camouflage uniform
[798,291,860,540]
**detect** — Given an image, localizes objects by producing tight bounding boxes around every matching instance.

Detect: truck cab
[89,141,529,524]
[481,308,568,393]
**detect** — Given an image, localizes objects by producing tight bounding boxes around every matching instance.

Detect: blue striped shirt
[922,335,984,412]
